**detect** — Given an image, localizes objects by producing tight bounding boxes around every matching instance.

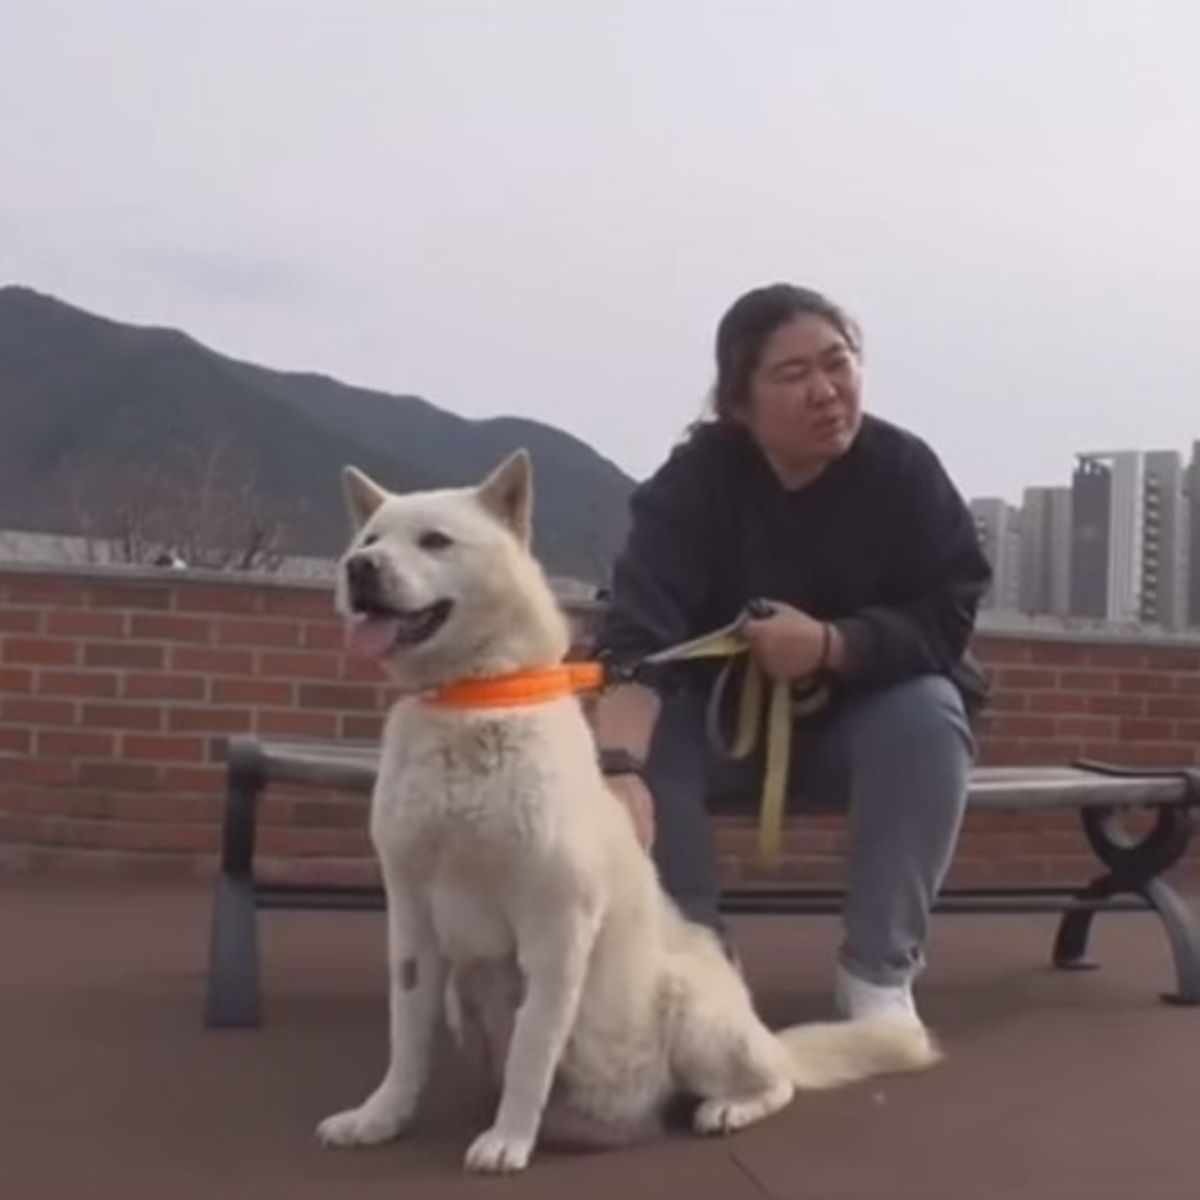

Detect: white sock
[834,963,921,1024]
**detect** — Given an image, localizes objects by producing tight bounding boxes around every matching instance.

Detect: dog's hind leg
[317,861,444,1148]
[671,986,796,1137]
[692,1076,794,1135]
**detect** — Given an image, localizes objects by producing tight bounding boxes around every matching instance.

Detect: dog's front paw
[464,1126,534,1173]
[316,1098,411,1149]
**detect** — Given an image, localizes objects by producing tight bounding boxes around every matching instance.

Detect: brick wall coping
[2,561,1198,649]
[0,560,607,615]
[975,614,1200,649]
[0,559,335,593]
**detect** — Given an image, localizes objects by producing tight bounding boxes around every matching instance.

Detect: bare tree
[54,435,302,572]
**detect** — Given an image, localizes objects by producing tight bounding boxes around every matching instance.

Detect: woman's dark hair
[709,283,862,423]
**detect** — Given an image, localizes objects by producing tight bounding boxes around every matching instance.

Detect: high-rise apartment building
[1018,486,1071,616]
[1187,441,1200,628]
[1140,450,1187,628]
[969,498,1021,613]
[1069,449,1188,627]
[1070,454,1121,619]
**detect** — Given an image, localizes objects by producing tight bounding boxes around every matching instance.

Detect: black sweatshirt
[595,415,993,711]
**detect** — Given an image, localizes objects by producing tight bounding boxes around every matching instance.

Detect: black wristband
[598,748,645,778]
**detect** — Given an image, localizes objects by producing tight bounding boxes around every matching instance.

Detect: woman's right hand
[606,772,656,852]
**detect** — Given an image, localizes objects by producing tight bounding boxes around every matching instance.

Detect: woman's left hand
[742,601,835,682]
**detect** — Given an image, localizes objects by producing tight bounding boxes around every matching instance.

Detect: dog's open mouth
[345,599,453,657]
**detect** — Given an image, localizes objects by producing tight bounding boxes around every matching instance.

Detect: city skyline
[970,439,1200,630]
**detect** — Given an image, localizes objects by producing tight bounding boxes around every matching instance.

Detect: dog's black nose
[345,554,381,605]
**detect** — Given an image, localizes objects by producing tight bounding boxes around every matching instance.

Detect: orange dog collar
[423,662,607,710]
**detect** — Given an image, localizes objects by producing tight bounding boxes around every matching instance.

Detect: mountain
[0,286,635,581]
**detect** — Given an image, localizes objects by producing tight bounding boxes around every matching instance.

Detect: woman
[592,282,992,1028]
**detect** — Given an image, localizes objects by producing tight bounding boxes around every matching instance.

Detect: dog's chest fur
[373,701,553,847]
[369,698,589,963]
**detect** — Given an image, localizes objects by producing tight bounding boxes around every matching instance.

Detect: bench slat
[242,739,1195,810]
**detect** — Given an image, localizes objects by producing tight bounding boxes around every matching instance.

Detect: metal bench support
[204,739,266,1029]
[1052,763,1200,1004]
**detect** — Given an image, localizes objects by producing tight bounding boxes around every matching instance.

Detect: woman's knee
[846,674,973,760]
[839,675,974,832]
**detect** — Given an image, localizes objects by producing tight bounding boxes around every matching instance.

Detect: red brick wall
[2,565,1199,887]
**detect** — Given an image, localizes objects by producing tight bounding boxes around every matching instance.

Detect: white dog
[316,450,939,1174]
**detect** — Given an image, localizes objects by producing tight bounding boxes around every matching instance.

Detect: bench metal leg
[205,737,265,1029]
[1053,763,1200,1005]
[1052,871,1116,972]
[1142,876,1200,1005]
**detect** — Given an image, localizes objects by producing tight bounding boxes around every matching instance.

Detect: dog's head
[335,450,570,687]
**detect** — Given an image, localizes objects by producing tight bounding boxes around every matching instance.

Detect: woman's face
[740,313,863,485]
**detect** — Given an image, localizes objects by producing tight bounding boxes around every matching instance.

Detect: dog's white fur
[316,451,940,1173]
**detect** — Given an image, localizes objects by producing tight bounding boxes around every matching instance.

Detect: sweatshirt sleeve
[594,441,718,670]
[833,439,992,690]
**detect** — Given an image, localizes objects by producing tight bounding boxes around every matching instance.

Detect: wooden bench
[204,734,1200,1028]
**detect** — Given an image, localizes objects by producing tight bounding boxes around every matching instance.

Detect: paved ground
[1,879,1198,1200]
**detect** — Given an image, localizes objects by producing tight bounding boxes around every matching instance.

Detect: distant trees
[56,435,302,572]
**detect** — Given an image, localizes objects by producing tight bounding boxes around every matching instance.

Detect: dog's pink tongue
[345,615,400,658]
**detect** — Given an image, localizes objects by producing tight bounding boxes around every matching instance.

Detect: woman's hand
[606,772,655,851]
[743,601,839,681]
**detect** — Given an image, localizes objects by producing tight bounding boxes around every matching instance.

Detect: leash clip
[594,650,648,691]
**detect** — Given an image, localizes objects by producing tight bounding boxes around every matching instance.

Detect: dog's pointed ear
[341,466,389,530]
[476,449,533,545]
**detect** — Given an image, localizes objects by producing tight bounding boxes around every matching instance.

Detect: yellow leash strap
[639,611,830,867]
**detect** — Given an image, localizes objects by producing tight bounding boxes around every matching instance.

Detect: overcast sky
[2,0,1198,504]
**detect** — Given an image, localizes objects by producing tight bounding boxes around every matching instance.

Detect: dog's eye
[361,533,380,547]
[418,530,453,552]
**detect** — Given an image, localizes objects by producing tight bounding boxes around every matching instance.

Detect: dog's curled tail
[775,1016,941,1091]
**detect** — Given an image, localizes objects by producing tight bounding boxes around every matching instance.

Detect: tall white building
[1186,441,1200,629]
[1140,450,1187,628]
[1018,486,1071,616]
[969,498,1022,613]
